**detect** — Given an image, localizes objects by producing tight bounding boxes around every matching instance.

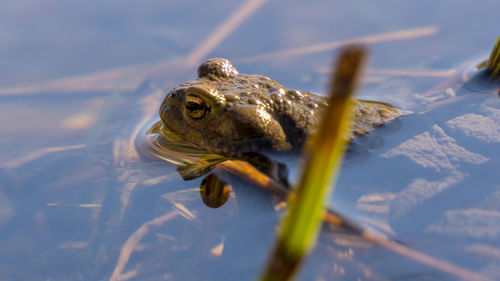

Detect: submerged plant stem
[258,46,366,281]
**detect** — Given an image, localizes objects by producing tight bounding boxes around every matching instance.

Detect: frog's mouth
[157,118,282,155]
[147,120,216,158]
[143,120,227,180]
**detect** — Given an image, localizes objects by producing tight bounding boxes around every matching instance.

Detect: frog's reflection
[144,122,291,208]
[176,152,290,184]
[182,152,290,208]
[199,173,232,209]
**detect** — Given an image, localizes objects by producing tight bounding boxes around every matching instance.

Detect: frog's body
[159,58,403,154]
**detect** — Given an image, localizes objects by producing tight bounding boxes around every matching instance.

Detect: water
[0,0,499,280]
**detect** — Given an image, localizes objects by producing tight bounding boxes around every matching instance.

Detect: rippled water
[0,0,499,280]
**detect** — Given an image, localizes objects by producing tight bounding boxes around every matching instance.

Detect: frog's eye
[185,94,210,120]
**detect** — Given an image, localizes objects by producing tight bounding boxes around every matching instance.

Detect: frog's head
[159,58,291,154]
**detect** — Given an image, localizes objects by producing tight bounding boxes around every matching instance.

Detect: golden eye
[185,95,209,120]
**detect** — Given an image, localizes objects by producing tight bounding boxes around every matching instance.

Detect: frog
[159,58,403,154]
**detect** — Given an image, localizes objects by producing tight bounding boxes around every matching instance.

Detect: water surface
[1,0,499,280]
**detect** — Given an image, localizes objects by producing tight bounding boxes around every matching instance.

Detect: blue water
[0,0,499,280]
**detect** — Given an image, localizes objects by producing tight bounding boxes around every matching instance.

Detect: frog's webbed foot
[236,152,290,187]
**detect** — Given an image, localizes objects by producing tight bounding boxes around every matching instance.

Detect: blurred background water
[0,0,499,280]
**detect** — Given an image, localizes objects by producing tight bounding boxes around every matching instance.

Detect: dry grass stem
[2,144,86,169]
[109,211,178,281]
[236,26,437,63]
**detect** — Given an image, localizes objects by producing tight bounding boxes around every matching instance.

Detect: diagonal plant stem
[258,46,366,281]
[236,26,436,63]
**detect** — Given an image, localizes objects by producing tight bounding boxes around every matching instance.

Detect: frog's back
[159,58,405,154]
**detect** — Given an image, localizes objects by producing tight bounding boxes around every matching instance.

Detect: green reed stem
[487,35,500,79]
[258,46,367,281]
